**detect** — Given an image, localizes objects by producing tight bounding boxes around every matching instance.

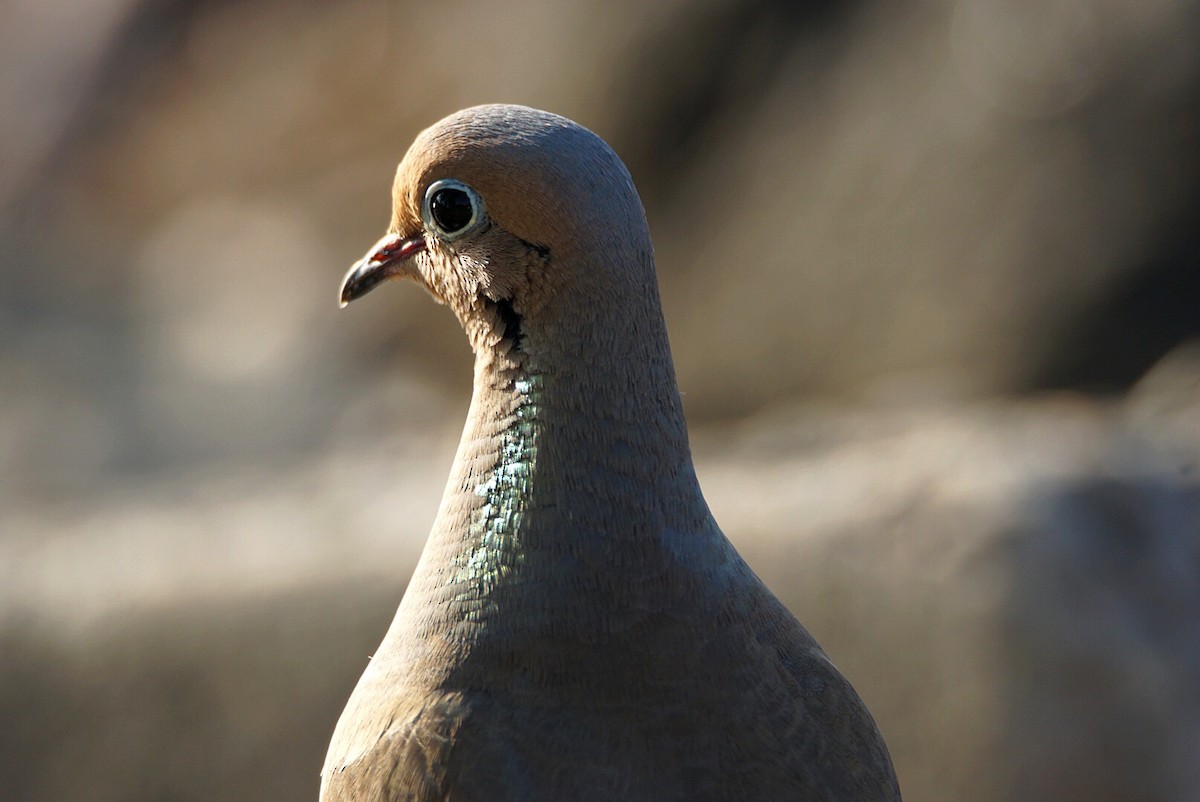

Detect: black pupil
[430,188,474,233]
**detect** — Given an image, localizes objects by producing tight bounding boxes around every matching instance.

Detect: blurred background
[3,0,1200,799]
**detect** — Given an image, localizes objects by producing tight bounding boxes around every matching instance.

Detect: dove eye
[423,179,485,240]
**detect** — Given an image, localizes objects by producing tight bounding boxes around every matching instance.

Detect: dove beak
[339,233,427,307]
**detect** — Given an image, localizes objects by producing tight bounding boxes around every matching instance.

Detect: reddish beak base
[339,233,427,307]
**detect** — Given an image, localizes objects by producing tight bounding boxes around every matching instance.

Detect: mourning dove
[322,104,901,801]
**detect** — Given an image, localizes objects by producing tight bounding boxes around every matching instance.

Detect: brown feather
[322,105,901,801]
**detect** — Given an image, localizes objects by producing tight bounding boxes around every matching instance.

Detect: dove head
[340,105,659,361]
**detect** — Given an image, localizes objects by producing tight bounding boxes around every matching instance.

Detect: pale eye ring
[423,179,485,240]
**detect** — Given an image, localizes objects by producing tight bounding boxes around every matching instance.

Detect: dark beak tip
[337,259,374,307]
[337,233,425,308]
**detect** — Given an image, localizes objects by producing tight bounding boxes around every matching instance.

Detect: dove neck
[462,325,702,524]
[383,300,720,677]
[431,299,711,564]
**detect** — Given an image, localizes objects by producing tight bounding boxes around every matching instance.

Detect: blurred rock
[655,0,1200,415]
[1002,478,1200,801]
[0,0,139,209]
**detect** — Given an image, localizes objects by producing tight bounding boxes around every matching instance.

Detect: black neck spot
[492,298,524,352]
[518,237,551,260]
